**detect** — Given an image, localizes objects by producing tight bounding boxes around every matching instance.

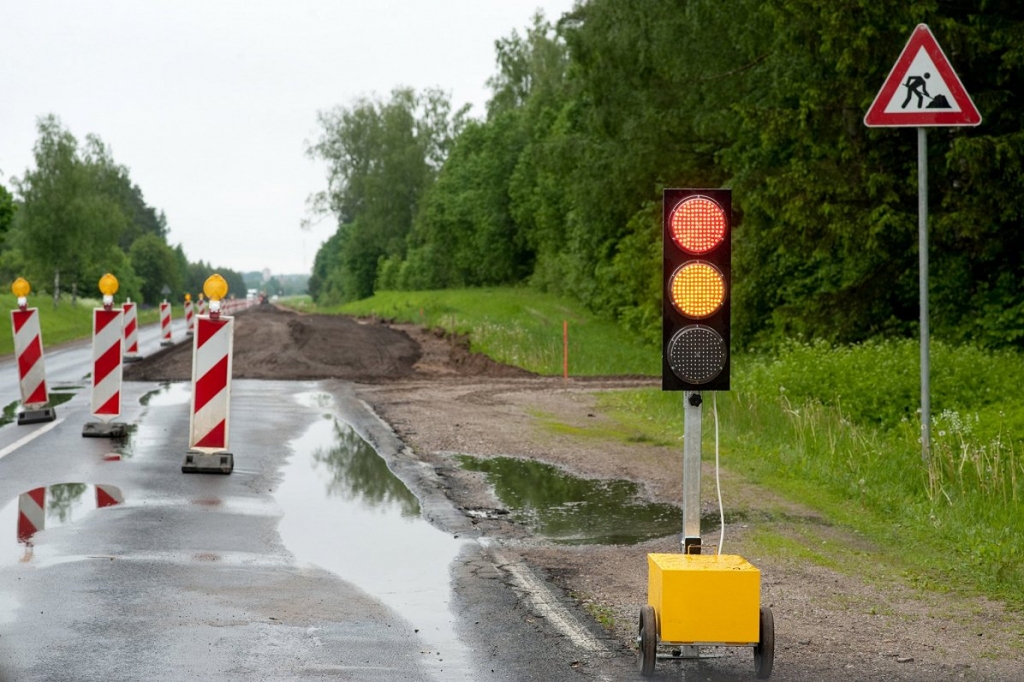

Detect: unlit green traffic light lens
[667,325,727,384]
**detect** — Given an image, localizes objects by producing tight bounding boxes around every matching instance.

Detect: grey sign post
[864,24,981,464]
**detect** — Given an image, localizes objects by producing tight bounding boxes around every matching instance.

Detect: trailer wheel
[754,605,775,679]
[638,605,657,677]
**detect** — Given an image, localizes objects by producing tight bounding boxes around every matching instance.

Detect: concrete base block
[18,407,56,425]
[160,340,174,347]
[82,421,128,438]
[182,450,233,475]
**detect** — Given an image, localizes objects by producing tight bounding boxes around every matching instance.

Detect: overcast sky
[0,0,579,278]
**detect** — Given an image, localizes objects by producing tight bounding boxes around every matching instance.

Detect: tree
[129,233,181,304]
[396,114,533,289]
[84,245,142,303]
[0,182,14,241]
[183,260,245,302]
[307,88,467,303]
[12,116,129,304]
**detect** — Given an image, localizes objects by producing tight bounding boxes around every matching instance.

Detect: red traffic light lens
[669,261,726,318]
[668,196,727,255]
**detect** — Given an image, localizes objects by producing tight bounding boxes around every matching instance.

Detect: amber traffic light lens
[669,262,726,318]
[669,196,727,255]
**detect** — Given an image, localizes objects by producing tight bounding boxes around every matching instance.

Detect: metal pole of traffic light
[918,127,931,465]
[682,392,702,555]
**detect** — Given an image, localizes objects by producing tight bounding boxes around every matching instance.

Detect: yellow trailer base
[639,553,774,678]
[648,553,759,644]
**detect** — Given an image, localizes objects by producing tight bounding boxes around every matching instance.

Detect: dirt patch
[126,305,1024,680]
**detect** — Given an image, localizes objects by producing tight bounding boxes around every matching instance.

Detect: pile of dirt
[124,304,529,382]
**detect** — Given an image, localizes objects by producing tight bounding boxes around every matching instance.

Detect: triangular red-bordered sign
[864,24,981,127]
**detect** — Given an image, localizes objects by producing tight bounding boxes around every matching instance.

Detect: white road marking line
[0,418,65,461]
[496,550,609,656]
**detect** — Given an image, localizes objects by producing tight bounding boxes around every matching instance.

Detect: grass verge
[0,293,161,356]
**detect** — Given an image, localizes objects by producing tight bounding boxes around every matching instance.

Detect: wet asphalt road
[0,317,638,681]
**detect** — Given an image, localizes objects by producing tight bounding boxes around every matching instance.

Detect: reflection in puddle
[1,483,124,565]
[0,587,18,625]
[120,383,191,460]
[1,392,77,428]
[46,392,75,408]
[0,400,18,428]
[139,382,191,407]
[311,422,420,517]
[457,455,681,545]
[277,399,471,678]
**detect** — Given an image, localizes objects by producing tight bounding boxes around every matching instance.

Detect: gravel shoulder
[128,305,1024,681]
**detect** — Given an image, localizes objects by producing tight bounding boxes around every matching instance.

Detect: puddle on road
[0,483,123,624]
[139,382,191,407]
[0,483,124,566]
[114,382,191,460]
[0,392,77,428]
[457,455,681,545]
[276,393,471,679]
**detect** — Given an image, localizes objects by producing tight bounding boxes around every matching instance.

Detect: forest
[0,115,247,306]
[306,0,1024,350]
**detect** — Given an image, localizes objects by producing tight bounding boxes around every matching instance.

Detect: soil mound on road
[123,304,530,382]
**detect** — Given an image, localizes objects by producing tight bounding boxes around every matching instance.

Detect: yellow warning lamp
[662,190,732,391]
[185,293,191,302]
[204,274,228,315]
[12,277,30,310]
[99,273,119,310]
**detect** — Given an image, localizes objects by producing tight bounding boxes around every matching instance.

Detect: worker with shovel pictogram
[901,72,951,110]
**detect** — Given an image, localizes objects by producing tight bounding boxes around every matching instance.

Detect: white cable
[714,392,725,556]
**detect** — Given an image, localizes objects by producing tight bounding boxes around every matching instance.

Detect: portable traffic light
[662,189,731,391]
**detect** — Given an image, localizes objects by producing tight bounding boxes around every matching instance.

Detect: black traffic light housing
[662,188,731,391]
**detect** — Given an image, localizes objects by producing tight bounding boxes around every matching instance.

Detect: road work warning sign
[864,24,981,127]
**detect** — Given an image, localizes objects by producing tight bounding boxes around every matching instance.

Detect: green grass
[0,293,160,356]
[311,287,1024,608]
[598,348,1024,606]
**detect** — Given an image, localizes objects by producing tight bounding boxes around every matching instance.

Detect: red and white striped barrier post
[183,274,234,474]
[184,294,194,335]
[96,484,124,508]
[9,278,56,425]
[159,299,173,346]
[83,274,128,438]
[17,487,45,544]
[198,293,208,316]
[122,298,141,362]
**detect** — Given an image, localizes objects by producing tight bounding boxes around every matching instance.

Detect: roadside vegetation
[327,288,1024,607]
[0,292,159,356]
